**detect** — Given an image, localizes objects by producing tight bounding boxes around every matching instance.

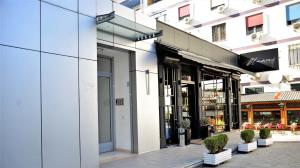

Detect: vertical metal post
[225,76,232,131]
[158,64,166,148]
[237,78,242,129]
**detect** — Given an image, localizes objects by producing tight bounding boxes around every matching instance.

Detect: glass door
[201,74,226,133]
[98,57,113,153]
[164,66,178,145]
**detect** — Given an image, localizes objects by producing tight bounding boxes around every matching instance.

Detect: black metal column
[225,76,232,131]
[158,64,166,148]
[237,78,242,129]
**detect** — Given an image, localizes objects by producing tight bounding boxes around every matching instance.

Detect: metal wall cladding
[0,0,40,50]
[41,53,80,168]
[0,46,41,168]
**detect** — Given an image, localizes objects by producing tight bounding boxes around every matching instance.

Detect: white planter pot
[203,148,232,165]
[257,138,273,146]
[238,141,257,152]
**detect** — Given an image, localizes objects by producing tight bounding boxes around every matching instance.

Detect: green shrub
[204,134,229,154]
[259,128,271,139]
[241,130,255,143]
[204,136,219,154]
[218,134,228,152]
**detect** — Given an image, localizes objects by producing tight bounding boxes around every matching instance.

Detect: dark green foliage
[204,134,229,154]
[259,128,271,139]
[217,134,228,151]
[241,130,255,143]
[204,136,219,154]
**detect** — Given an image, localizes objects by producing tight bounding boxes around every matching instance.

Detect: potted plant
[200,118,209,139]
[203,134,232,165]
[182,119,191,145]
[257,128,273,146]
[238,130,257,152]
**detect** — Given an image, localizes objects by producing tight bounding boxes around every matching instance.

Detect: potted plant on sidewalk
[203,134,232,165]
[257,128,273,146]
[238,130,257,152]
[182,118,191,145]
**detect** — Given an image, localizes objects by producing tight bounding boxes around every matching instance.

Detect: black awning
[156,42,254,75]
[238,48,279,72]
[96,12,162,41]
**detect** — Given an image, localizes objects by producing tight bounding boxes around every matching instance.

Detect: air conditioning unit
[292,22,300,32]
[184,17,193,24]
[252,0,263,4]
[250,32,262,41]
[217,5,227,14]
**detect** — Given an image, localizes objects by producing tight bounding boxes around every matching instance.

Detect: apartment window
[211,0,225,10]
[147,0,162,6]
[286,2,300,25]
[288,43,300,67]
[212,23,226,42]
[291,83,300,91]
[246,13,263,35]
[245,87,264,95]
[178,4,190,20]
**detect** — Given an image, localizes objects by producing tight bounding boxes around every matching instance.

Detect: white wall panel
[42,53,80,168]
[79,0,97,17]
[135,50,158,73]
[135,71,160,154]
[79,15,97,60]
[113,3,135,21]
[113,50,132,151]
[79,59,99,168]
[0,46,41,168]
[0,0,40,50]
[41,2,78,57]
[43,0,77,12]
[97,0,113,15]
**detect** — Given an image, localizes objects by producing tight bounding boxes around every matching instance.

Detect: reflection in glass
[201,74,226,132]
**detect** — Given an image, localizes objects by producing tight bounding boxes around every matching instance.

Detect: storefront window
[202,74,226,132]
[253,111,280,125]
[287,110,300,125]
[242,111,248,123]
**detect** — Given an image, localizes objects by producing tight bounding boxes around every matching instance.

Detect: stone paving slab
[200,142,300,168]
[100,131,242,168]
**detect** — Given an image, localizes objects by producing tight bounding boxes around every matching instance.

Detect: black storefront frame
[157,44,242,148]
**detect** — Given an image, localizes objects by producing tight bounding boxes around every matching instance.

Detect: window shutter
[286,3,300,22]
[246,13,263,28]
[179,4,190,19]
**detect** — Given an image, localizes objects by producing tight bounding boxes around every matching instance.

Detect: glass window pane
[98,77,112,143]
[287,110,300,125]
[98,57,112,72]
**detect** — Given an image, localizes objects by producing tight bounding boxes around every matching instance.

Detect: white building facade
[0,0,160,168]
[142,0,300,94]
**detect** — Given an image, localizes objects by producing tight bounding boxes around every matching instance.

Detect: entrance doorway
[98,57,114,153]
[163,66,179,145]
[201,73,227,133]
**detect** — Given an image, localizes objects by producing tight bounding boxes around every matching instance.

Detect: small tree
[259,128,271,139]
[241,130,255,143]
[204,134,228,154]
[204,136,219,154]
[217,134,228,152]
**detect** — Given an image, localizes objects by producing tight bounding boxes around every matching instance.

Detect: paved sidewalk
[100,131,241,168]
[202,142,300,168]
